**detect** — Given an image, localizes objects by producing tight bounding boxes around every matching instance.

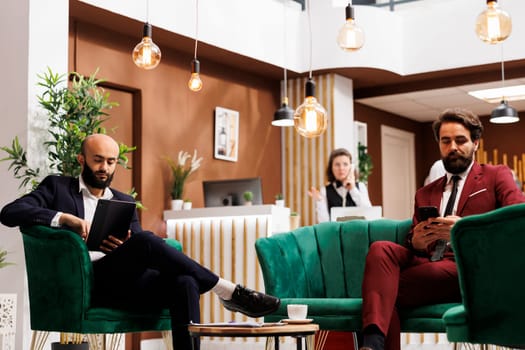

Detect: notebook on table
[330,206,383,222]
[86,199,136,251]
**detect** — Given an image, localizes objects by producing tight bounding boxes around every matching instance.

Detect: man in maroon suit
[360,108,525,350]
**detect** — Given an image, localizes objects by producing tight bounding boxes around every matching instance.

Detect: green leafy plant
[357,142,373,183]
[0,68,136,193]
[243,191,254,202]
[275,193,283,200]
[0,249,14,269]
[165,150,202,200]
[290,211,299,216]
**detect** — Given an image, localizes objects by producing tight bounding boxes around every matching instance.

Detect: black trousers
[92,231,219,350]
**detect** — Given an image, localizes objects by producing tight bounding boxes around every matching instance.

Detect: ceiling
[356,77,525,122]
[70,1,525,124]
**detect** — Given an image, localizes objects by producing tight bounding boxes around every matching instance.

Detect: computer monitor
[203,177,263,207]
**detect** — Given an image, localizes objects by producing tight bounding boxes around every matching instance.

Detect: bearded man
[358,108,525,350]
[0,134,280,350]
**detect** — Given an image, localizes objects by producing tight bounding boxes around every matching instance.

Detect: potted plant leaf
[274,193,284,207]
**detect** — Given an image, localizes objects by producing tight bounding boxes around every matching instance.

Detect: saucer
[282,318,313,324]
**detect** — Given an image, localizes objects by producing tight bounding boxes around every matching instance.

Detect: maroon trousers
[361,241,461,350]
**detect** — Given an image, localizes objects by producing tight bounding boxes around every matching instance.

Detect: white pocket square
[469,188,487,197]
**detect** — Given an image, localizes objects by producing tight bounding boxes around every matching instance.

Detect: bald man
[0,134,280,350]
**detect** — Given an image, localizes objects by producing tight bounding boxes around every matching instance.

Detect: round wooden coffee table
[188,323,319,350]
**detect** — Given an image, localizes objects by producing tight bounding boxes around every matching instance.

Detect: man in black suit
[0,134,280,350]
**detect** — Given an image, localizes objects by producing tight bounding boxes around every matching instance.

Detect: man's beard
[442,151,473,174]
[82,163,114,189]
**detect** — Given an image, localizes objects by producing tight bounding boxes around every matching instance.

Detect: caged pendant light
[490,45,519,124]
[294,0,327,138]
[132,0,161,70]
[188,0,203,92]
[337,2,365,52]
[272,0,294,127]
[475,0,512,44]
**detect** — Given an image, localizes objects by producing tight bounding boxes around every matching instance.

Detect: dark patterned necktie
[431,175,460,262]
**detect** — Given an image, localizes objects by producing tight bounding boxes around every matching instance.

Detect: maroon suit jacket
[409,162,525,254]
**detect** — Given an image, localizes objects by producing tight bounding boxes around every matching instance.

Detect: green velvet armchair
[20,225,181,349]
[444,203,525,347]
[255,219,460,334]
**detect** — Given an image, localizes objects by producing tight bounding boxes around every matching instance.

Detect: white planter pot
[183,202,192,210]
[171,199,184,211]
[275,199,285,207]
[0,293,16,350]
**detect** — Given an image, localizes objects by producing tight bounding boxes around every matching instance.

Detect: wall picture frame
[214,107,239,162]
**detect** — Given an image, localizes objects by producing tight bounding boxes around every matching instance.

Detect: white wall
[0,0,68,348]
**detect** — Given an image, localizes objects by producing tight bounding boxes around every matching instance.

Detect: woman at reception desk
[308,148,372,223]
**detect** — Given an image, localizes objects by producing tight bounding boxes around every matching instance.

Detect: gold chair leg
[162,330,174,350]
[265,335,275,350]
[314,330,329,350]
[30,331,49,350]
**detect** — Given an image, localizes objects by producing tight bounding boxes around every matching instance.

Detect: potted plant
[0,68,136,194]
[165,150,202,210]
[357,142,373,184]
[243,191,254,206]
[275,193,284,207]
[290,211,301,230]
[183,199,192,210]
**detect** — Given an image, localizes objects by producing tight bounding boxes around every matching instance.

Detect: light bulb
[475,0,512,44]
[132,23,162,70]
[294,79,327,138]
[188,59,203,92]
[337,4,365,52]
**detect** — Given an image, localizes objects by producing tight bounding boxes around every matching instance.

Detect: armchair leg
[314,330,329,350]
[161,331,173,350]
[30,331,49,350]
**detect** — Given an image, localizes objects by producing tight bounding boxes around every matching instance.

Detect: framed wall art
[214,107,239,162]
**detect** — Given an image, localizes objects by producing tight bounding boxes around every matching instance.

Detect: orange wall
[70,21,282,235]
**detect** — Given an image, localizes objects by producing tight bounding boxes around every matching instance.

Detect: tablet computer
[86,199,136,251]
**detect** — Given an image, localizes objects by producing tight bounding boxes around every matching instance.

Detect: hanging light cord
[283,0,288,98]
[146,0,150,23]
[307,0,313,79]
[193,0,199,60]
[500,43,505,90]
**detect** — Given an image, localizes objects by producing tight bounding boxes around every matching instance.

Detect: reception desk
[163,205,290,327]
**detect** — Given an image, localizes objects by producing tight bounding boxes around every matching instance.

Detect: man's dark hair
[326,148,352,183]
[432,108,483,142]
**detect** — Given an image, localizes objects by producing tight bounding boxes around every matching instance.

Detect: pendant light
[188,0,203,92]
[490,44,519,124]
[132,0,161,70]
[475,0,512,44]
[272,0,294,127]
[337,2,365,52]
[294,0,327,138]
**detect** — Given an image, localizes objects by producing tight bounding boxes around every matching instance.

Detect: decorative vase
[171,199,184,211]
[290,215,301,230]
[183,201,192,210]
[0,293,16,350]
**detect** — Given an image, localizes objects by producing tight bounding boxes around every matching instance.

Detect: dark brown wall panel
[70,21,281,234]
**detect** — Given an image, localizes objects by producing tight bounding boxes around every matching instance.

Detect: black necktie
[431,175,460,262]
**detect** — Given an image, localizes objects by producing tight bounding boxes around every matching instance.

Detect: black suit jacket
[0,175,142,233]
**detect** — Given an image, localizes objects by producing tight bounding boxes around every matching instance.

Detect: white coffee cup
[287,304,308,320]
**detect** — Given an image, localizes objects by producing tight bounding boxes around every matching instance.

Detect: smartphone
[418,206,440,221]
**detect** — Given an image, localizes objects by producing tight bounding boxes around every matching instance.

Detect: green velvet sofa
[255,219,460,334]
[20,225,180,335]
[444,203,525,346]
